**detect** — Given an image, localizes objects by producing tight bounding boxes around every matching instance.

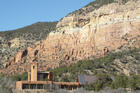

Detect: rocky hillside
[1,0,140,74]
[49,47,140,91]
[0,22,57,69]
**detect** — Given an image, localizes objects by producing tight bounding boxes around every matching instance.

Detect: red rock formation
[1,0,140,74]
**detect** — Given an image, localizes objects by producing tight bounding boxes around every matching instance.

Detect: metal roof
[78,75,96,84]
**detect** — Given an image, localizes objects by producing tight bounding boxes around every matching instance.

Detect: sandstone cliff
[1,0,140,74]
[0,22,57,70]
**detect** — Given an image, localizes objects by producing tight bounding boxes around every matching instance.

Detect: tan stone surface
[1,0,140,74]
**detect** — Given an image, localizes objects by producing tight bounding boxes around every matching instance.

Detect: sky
[0,0,93,31]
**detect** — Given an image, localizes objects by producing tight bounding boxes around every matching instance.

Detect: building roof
[38,71,51,74]
[78,75,96,84]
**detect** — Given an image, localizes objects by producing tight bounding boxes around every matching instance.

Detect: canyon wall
[1,0,140,74]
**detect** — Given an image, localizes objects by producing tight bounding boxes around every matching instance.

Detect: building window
[37,84,43,89]
[45,84,50,89]
[22,84,29,89]
[30,84,36,89]
[33,66,35,69]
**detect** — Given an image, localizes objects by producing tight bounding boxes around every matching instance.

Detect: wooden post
[36,84,37,89]
[43,84,45,89]
[29,84,30,89]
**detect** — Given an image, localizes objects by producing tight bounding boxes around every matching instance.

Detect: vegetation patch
[68,0,131,16]
[48,48,140,91]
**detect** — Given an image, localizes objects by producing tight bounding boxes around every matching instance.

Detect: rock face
[1,0,140,74]
[0,22,57,71]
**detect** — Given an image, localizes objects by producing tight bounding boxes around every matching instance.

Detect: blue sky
[0,0,93,31]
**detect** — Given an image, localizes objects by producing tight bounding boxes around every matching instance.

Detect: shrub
[10,72,28,81]
[111,74,129,89]
[129,75,140,90]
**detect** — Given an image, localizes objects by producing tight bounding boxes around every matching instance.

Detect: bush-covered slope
[1,48,140,92]
[1,46,140,92]
[49,47,140,91]
[0,22,57,41]
[68,0,134,16]
[7,47,140,91]
[0,22,57,65]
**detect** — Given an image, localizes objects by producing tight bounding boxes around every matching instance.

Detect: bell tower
[31,63,38,81]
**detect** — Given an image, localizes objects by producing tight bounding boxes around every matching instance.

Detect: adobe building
[28,63,53,82]
[16,63,82,90]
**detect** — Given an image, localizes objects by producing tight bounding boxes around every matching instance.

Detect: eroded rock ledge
[1,0,140,74]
